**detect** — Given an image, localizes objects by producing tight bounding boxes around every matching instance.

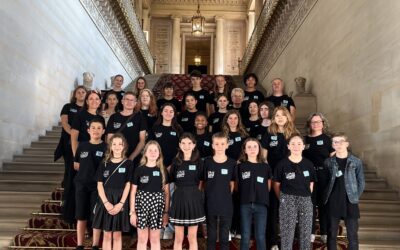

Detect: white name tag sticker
[286,172,296,180]
[317,140,324,145]
[170,131,177,136]
[153,171,160,176]
[271,136,278,140]
[204,141,210,147]
[303,170,310,177]
[235,137,241,142]
[118,168,126,173]
[336,170,343,177]
[257,176,264,183]
[96,151,103,157]
[254,96,259,99]
[189,165,196,171]
[199,95,204,99]
[221,169,228,175]
[127,122,133,127]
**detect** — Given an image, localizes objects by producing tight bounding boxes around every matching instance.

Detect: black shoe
[92,246,100,250]
[76,246,84,250]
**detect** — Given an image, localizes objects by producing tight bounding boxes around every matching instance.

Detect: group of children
[56,71,365,250]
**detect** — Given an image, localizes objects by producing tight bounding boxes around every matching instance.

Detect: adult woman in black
[56,85,86,223]
[303,113,335,243]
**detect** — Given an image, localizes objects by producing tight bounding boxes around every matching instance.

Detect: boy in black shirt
[156,82,182,113]
[186,70,213,115]
[203,133,236,250]
[73,118,107,250]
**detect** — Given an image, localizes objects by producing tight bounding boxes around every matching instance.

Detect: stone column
[214,16,224,74]
[136,0,143,25]
[247,11,255,42]
[255,0,263,22]
[171,16,181,74]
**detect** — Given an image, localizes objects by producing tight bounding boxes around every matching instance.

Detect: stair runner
[1,114,400,249]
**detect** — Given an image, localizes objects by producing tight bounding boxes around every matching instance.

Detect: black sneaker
[92,246,100,250]
[76,246,84,250]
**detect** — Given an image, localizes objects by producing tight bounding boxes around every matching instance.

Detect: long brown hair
[154,103,183,134]
[139,141,167,185]
[268,106,299,139]
[221,110,248,137]
[104,133,128,163]
[135,89,158,116]
[238,137,265,163]
[134,77,147,95]
[175,133,200,165]
[70,85,87,103]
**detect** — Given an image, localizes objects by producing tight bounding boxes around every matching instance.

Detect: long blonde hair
[268,106,299,140]
[104,133,128,163]
[139,141,167,185]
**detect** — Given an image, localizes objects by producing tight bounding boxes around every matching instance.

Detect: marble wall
[261,0,400,190]
[0,1,133,165]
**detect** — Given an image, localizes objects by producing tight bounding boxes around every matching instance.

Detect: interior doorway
[185,36,211,74]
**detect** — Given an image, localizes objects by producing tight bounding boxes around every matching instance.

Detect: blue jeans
[240,203,267,250]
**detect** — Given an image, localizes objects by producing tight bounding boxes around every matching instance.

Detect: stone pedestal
[293,94,317,124]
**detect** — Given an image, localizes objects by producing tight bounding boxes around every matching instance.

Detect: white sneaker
[270,245,279,250]
[321,234,327,243]
[162,230,173,239]
[234,233,241,239]
[228,232,233,241]
[310,234,315,242]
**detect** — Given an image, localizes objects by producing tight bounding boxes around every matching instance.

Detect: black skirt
[169,186,206,226]
[92,188,130,232]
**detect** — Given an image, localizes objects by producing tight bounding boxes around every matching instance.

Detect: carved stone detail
[152,0,248,6]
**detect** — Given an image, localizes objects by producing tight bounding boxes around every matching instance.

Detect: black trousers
[266,191,279,247]
[313,168,329,235]
[327,216,359,250]
[207,215,232,250]
[231,191,241,234]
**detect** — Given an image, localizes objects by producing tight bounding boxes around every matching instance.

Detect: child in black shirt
[203,133,236,250]
[156,82,182,113]
[221,110,249,161]
[130,141,170,249]
[93,134,133,249]
[73,118,107,250]
[178,93,198,133]
[236,138,272,250]
[194,112,213,158]
[208,94,229,134]
[187,70,213,115]
[265,78,296,119]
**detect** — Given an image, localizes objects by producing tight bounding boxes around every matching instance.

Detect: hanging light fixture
[194,55,201,66]
[191,0,205,36]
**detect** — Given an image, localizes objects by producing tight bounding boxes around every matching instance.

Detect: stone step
[0,191,50,204]
[359,240,400,250]
[52,126,62,132]
[2,162,64,172]
[364,170,377,179]
[360,211,400,226]
[0,180,60,192]
[22,147,56,155]
[356,225,400,241]
[359,200,400,213]
[13,154,63,163]
[365,179,388,189]
[30,141,58,149]
[38,135,60,142]
[0,170,63,181]
[46,130,61,137]
[0,205,40,218]
[361,189,399,200]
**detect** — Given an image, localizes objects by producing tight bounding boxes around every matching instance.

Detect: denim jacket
[323,154,365,204]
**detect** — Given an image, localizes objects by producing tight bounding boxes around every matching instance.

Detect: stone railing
[80,0,154,78]
[239,0,319,78]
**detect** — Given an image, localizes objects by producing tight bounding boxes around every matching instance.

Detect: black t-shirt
[132,165,168,192]
[71,110,105,142]
[274,158,316,197]
[74,141,107,185]
[303,134,334,168]
[243,90,265,103]
[261,131,288,169]
[226,132,247,160]
[208,111,227,134]
[244,119,261,138]
[195,132,213,158]
[97,160,133,189]
[106,112,147,156]
[157,98,182,113]
[187,89,212,113]
[140,109,157,130]
[236,161,272,205]
[203,157,236,216]
[102,89,125,111]
[227,104,249,121]
[266,95,295,111]
[169,159,204,187]
[60,103,83,140]
[148,124,180,167]
[253,125,268,141]
[177,110,198,133]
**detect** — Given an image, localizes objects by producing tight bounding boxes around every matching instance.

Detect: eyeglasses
[310,121,323,125]
[332,140,347,145]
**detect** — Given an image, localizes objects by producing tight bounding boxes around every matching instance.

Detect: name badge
[199,95,204,99]
[221,169,228,175]
[113,122,121,129]
[303,170,310,177]
[254,96,259,99]
[286,172,296,180]
[155,132,162,138]
[208,171,215,178]
[103,170,109,178]
[336,170,343,177]
[235,137,241,142]
[283,100,289,104]
[181,117,189,122]
[140,176,149,183]
[118,168,126,173]
[153,171,160,176]
[317,140,324,145]
[271,136,278,140]
[213,118,219,124]
[257,177,264,183]
[189,165,196,171]
[70,108,77,113]
[170,131,177,136]
[80,152,89,158]
[96,151,103,157]
[127,122,133,127]
[204,141,210,147]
